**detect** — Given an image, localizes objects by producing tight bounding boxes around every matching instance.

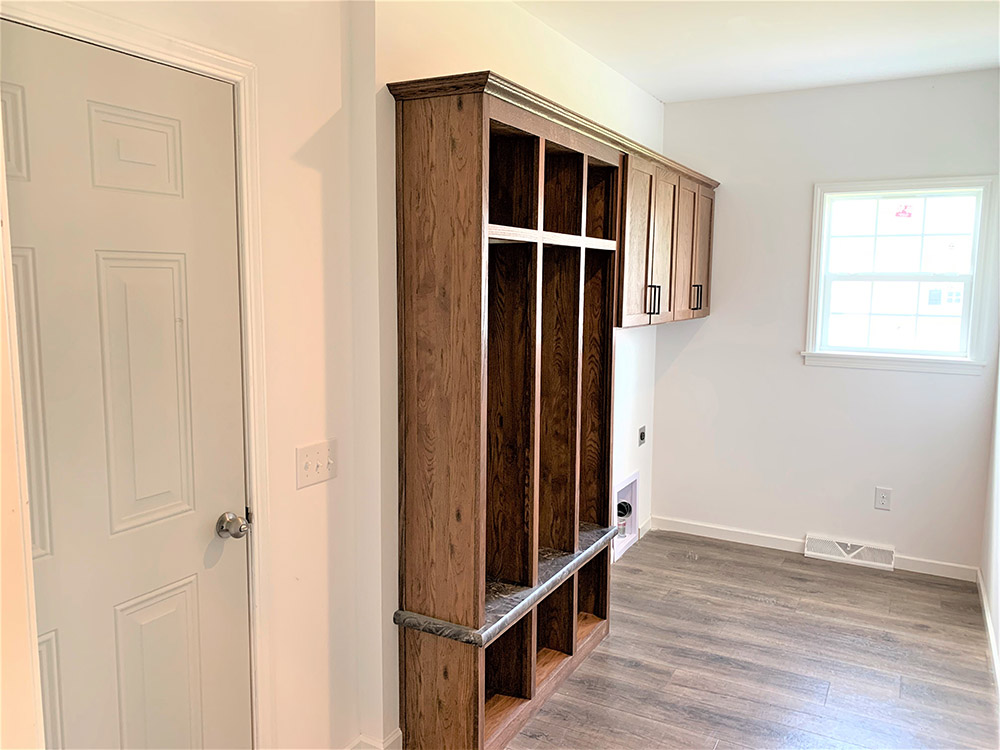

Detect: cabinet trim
[388,71,720,189]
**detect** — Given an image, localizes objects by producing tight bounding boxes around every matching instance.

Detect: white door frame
[0,4,274,746]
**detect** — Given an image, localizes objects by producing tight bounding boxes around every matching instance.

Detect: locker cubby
[586,158,619,240]
[543,142,584,235]
[486,242,537,586]
[539,245,582,553]
[577,548,610,647]
[579,249,614,529]
[535,577,576,687]
[489,121,539,229]
[484,612,534,744]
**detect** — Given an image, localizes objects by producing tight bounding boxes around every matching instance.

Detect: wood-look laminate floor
[513,531,998,750]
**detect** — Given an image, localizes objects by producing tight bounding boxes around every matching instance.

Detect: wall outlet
[874,486,892,511]
[297,439,337,489]
[638,425,646,446]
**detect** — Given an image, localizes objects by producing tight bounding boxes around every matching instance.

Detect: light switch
[296,439,337,489]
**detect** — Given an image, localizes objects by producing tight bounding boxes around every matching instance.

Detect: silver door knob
[216,512,249,539]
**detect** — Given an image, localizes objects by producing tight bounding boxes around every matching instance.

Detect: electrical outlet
[638,425,646,446]
[874,486,892,511]
[297,439,337,489]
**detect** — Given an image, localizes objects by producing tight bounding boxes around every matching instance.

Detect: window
[804,177,994,374]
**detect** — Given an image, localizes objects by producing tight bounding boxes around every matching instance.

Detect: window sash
[813,184,985,360]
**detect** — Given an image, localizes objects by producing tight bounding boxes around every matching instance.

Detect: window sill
[801,351,986,375]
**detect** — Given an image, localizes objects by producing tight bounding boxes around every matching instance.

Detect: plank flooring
[512,531,998,749]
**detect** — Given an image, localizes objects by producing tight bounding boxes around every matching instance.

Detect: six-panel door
[3,20,253,748]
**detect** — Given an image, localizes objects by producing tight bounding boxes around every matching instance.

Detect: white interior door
[2,19,252,749]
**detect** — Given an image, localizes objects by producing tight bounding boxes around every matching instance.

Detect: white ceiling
[517,1,1000,103]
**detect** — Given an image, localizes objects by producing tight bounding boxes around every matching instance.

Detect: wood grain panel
[577,546,610,621]
[486,243,537,586]
[402,628,482,750]
[649,167,678,325]
[692,185,715,319]
[579,251,613,530]
[537,576,577,657]
[672,176,699,322]
[586,161,618,241]
[485,610,535,702]
[543,146,584,235]
[489,122,538,229]
[538,246,581,553]
[398,94,486,628]
[618,155,654,327]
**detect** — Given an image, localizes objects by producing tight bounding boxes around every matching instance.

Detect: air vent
[804,534,894,571]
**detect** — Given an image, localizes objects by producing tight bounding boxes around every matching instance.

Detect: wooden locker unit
[391,72,620,750]
[390,70,718,749]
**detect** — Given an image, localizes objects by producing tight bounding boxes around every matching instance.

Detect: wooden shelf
[485,693,530,744]
[488,223,616,251]
[536,647,570,686]
[576,612,604,647]
[393,524,615,647]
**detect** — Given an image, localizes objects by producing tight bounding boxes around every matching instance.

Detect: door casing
[0,3,274,746]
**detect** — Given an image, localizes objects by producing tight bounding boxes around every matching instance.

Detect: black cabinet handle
[691,284,704,311]
[647,284,662,316]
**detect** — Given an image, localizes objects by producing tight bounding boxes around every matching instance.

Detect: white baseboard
[639,517,652,538]
[651,515,804,553]
[348,729,402,750]
[976,569,1000,713]
[650,515,978,581]
[895,554,978,582]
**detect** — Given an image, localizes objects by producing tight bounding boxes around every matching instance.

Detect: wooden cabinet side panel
[617,156,654,327]
[693,185,715,319]
[649,167,678,324]
[398,94,486,628]
[402,629,483,750]
[672,177,698,322]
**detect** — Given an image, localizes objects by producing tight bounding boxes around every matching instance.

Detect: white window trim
[803,176,997,375]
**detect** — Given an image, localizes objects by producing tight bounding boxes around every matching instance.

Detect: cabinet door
[648,167,678,325]
[672,176,698,321]
[617,155,654,327]
[691,185,715,319]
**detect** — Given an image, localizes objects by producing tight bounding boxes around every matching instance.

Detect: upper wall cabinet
[617,157,717,327]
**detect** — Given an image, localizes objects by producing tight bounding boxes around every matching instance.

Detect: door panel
[2,20,251,749]
[618,155,654,327]
[672,177,698,321]
[692,186,715,319]
[648,167,677,325]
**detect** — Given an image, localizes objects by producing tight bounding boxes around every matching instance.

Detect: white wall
[653,69,1000,575]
